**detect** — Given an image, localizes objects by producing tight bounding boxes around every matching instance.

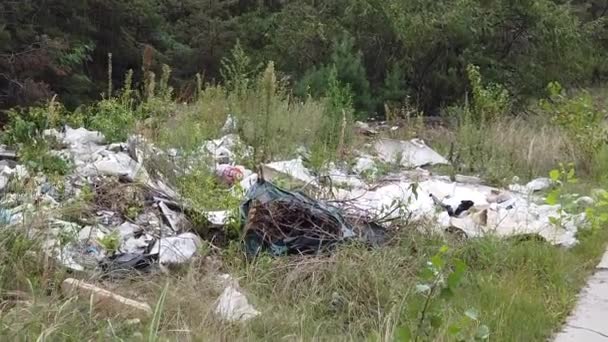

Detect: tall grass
[453,116,579,184]
[3,225,603,340]
[151,64,327,163]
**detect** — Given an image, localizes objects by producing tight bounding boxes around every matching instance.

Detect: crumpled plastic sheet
[240,179,356,257]
[374,138,449,168]
[215,284,260,322]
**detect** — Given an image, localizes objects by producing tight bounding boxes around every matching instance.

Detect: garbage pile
[261,142,587,248]
[0,120,594,320]
[0,122,593,270]
[241,178,354,256]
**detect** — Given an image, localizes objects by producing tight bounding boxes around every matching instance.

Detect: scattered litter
[206,210,229,227]
[216,164,245,185]
[486,190,513,204]
[221,114,238,134]
[0,175,8,192]
[0,159,18,170]
[158,201,190,232]
[326,167,366,189]
[63,127,106,145]
[61,278,152,317]
[509,177,552,194]
[374,138,448,168]
[100,253,157,275]
[355,121,379,136]
[0,122,593,288]
[202,134,251,164]
[215,283,260,322]
[0,208,12,225]
[431,194,474,217]
[0,147,17,161]
[339,177,581,246]
[263,158,316,187]
[575,196,594,207]
[151,232,202,265]
[353,156,377,175]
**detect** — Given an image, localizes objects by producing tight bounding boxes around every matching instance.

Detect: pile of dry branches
[244,198,343,254]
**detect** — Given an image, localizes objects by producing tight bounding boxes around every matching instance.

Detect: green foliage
[87,98,136,143]
[221,40,260,95]
[98,230,121,255]
[4,108,48,146]
[3,99,65,146]
[2,0,606,115]
[178,166,242,238]
[445,67,515,183]
[2,99,71,176]
[466,65,510,124]
[586,190,608,234]
[546,163,578,228]
[20,143,71,176]
[125,205,143,221]
[0,229,47,291]
[296,35,372,116]
[396,245,489,341]
[539,82,607,161]
[313,66,354,157]
[448,65,510,127]
[78,184,95,203]
[380,63,410,108]
[179,169,241,211]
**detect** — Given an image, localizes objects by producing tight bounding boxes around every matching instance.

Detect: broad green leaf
[567,167,575,180]
[439,245,449,253]
[431,254,445,269]
[394,325,411,342]
[448,259,467,289]
[549,169,560,181]
[464,308,479,321]
[546,191,559,205]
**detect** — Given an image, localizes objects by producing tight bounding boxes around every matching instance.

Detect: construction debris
[0,146,17,161]
[373,138,448,168]
[61,278,152,318]
[151,232,202,265]
[215,282,260,322]
[509,177,553,194]
[0,122,594,283]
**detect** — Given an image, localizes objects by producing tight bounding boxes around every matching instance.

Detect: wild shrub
[445,65,514,182]
[539,82,606,164]
[86,98,136,143]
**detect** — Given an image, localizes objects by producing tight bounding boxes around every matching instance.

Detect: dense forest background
[1,0,607,116]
